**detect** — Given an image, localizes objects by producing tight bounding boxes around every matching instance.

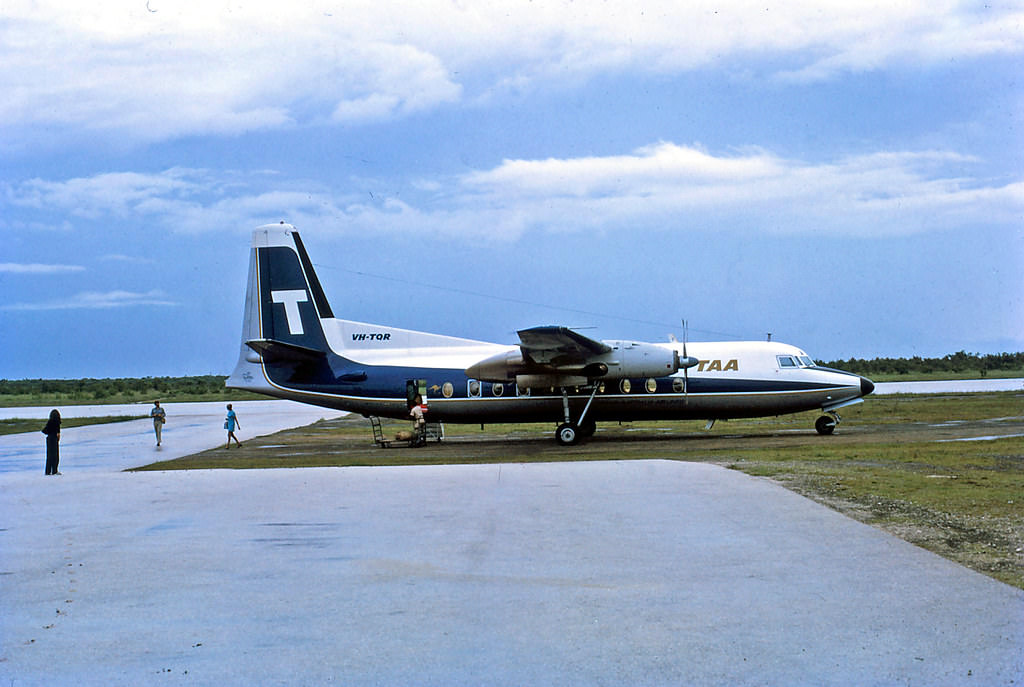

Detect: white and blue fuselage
[227,226,874,443]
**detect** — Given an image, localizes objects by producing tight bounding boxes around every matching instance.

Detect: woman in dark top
[42,409,61,475]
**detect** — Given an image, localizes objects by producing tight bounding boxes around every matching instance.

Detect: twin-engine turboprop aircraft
[226,225,875,445]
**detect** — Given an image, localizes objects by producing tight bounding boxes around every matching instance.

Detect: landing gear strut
[815,412,840,435]
[555,385,600,446]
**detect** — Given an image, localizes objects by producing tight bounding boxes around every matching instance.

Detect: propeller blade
[682,319,688,395]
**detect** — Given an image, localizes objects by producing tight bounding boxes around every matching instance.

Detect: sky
[1,1,1022,379]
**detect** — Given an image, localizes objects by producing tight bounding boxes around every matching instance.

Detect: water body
[873,378,1024,395]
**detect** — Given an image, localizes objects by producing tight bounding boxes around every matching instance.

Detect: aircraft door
[406,379,427,409]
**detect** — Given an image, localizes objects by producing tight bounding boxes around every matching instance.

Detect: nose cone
[860,376,875,396]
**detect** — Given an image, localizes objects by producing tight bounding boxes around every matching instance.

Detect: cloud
[1,289,177,311]
[0,263,85,274]
[8,169,202,219]
[1,2,1021,142]
[449,144,1024,238]
[102,254,156,265]
[5,144,1022,241]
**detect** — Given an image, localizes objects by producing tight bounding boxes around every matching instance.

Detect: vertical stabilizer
[227,224,333,393]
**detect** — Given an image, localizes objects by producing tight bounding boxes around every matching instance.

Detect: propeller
[683,319,688,395]
[677,319,699,395]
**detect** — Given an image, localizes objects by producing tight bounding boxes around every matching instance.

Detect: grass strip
[1,415,147,436]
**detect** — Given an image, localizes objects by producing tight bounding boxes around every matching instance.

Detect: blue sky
[2,1,1022,379]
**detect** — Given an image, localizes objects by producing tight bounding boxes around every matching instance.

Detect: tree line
[820,351,1024,377]
[0,375,249,404]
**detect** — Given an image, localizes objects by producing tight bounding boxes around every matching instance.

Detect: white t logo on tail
[271,289,309,335]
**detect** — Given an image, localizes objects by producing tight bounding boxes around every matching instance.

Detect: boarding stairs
[369,416,444,448]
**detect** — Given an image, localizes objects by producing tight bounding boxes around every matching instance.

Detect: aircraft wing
[516,326,611,366]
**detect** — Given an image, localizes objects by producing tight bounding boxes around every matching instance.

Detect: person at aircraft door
[410,395,426,429]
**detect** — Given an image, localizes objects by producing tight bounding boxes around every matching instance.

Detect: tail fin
[227,224,333,392]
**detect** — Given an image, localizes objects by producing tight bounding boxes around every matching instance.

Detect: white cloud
[450,144,1024,238]
[102,254,156,265]
[5,144,1022,241]
[1,289,177,311]
[1,1,1021,141]
[0,263,85,274]
[9,170,202,219]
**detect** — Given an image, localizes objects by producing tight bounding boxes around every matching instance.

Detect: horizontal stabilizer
[245,338,326,363]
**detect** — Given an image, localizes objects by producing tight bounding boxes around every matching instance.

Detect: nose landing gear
[554,385,600,446]
[815,412,840,435]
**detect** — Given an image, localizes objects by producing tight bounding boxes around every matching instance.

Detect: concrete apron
[1,460,1021,686]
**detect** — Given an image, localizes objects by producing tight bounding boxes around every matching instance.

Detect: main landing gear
[555,385,600,446]
[815,411,840,435]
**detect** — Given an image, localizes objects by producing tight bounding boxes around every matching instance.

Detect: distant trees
[822,351,1024,377]
[0,375,243,405]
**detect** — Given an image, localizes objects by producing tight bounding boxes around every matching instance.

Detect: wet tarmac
[0,400,345,474]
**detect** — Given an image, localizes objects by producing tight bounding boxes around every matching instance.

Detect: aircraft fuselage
[227,226,874,443]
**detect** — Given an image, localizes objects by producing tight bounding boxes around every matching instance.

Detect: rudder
[227,225,332,394]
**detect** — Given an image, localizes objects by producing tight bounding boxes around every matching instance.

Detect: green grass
[0,389,268,408]
[0,415,147,436]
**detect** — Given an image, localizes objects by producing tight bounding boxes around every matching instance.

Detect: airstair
[369,416,444,448]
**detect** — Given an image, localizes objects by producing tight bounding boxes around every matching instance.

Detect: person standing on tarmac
[225,404,242,449]
[150,400,166,447]
[42,409,61,475]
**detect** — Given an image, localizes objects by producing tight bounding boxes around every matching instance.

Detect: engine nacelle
[599,341,680,379]
[465,349,526,382]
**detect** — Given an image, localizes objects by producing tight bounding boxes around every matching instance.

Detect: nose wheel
[554,385,601,446]
[556,423,579,445]
[815,413,838,435]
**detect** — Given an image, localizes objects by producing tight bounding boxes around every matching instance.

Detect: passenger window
[777,356,797,368]
[468,380,482,398]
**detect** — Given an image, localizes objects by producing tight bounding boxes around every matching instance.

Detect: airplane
[226,224,875,445]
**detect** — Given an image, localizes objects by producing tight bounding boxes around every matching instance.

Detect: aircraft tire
[815,415,836,435]
[578,418,597,438]
[556,423,579,446]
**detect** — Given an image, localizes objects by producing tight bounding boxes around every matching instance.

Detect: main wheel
[578,418,597,438]
[815,415,836,435]
[556,423,579,446]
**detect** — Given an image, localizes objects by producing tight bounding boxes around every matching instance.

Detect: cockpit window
[798,356,814,367]
[777,355,797,368]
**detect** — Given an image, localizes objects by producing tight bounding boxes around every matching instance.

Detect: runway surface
[2,460,1022,686]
